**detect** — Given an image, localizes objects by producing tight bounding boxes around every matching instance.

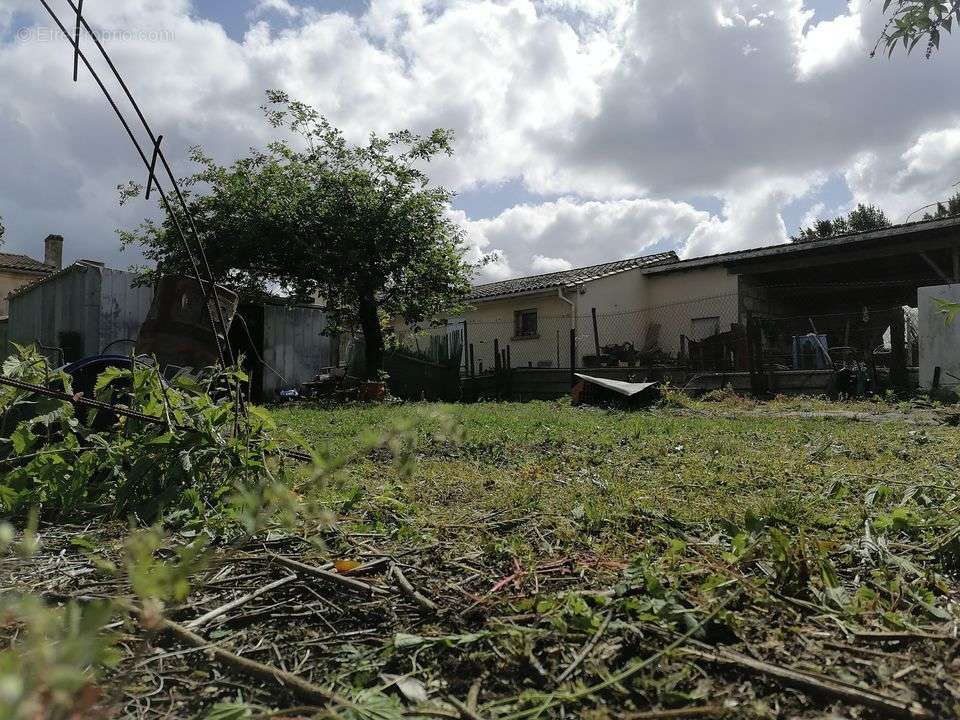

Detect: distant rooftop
[470,251,679,302]
[0,252,56,275]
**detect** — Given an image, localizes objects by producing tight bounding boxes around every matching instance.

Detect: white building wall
[641,267,740,355]
[466,290,574,370]
[918,284,960,391]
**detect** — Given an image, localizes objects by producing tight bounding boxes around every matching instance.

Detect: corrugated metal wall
[261,304,332,396]
[98,268,154,354]
[7,264,154,363]
[8,264,101,361]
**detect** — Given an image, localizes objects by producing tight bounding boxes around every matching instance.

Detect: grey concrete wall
[918,283,960,390]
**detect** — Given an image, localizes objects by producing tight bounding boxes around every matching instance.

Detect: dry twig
[391,563,438,613]
[185,573,297,630]
[270,553,390,596]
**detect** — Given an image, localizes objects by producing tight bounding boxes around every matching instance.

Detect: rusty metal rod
[36,0,234,369]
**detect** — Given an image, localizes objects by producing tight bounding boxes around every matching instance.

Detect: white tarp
[575,373,658,397]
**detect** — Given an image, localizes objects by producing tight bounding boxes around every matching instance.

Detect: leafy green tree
[793,203,891,242]
[874,1,959,57]
[123,92,474,379]
[922,190,960,219]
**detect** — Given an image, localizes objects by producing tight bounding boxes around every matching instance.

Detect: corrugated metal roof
[642,215,960,275]
[469,251,679,302]
[0,252,55,274]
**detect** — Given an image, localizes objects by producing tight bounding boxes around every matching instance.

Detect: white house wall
[642,266,740,355]
[466,290,573,370]
[464,264,740,368]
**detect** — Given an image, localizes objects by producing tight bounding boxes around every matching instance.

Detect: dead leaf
[334,559,362,573]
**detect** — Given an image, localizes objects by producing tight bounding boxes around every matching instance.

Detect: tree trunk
[357,293,385,380]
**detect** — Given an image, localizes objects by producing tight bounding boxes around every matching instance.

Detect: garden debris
[573,374,659,407]
[5,398,960,718]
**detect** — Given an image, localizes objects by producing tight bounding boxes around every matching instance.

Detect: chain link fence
[456,294,740,374]
[389,294,920,395]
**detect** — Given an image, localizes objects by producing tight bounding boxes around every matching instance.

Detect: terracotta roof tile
[0,252,55,274]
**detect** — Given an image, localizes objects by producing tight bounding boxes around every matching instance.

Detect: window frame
[513,308,539,340]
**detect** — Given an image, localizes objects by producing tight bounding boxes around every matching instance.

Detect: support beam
[920,252,951,284]
[727,237,960,276]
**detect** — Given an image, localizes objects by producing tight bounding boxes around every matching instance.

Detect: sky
[1,0,958,284]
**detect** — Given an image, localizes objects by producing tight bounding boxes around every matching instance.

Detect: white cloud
[797,9,863,77]
[1,0,960,278]
[464,197,709,280]
[531,255,574,273]
[681,175,815,258]
[845,129,960,223]
[249,0,302,19]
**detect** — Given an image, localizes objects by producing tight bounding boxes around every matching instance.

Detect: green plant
[0,346,299,522]
[875,0,959,57]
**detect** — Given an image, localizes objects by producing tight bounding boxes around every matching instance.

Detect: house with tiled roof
[461,249,740,371]
[0,235,63,317]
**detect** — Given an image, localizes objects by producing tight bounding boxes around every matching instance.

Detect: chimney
[44,235,63,270]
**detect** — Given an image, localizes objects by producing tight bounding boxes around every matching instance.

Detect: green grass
[270,399,960,718]
[278,398,960,540]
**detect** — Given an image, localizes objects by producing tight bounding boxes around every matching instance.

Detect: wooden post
[469,343,475,378]
[933,366,942,392]
[591,308,601,361]
[462,321,469,376]
[569,328,577,388]
[506,344,511,369]
[890,307,907,389]
[746,315,766,396]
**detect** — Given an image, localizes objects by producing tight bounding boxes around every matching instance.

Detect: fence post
[493,338,501,399]
[462,321,469,377]
[591,307,601,361]
[469,343,475,378]
[569,328,577,388]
